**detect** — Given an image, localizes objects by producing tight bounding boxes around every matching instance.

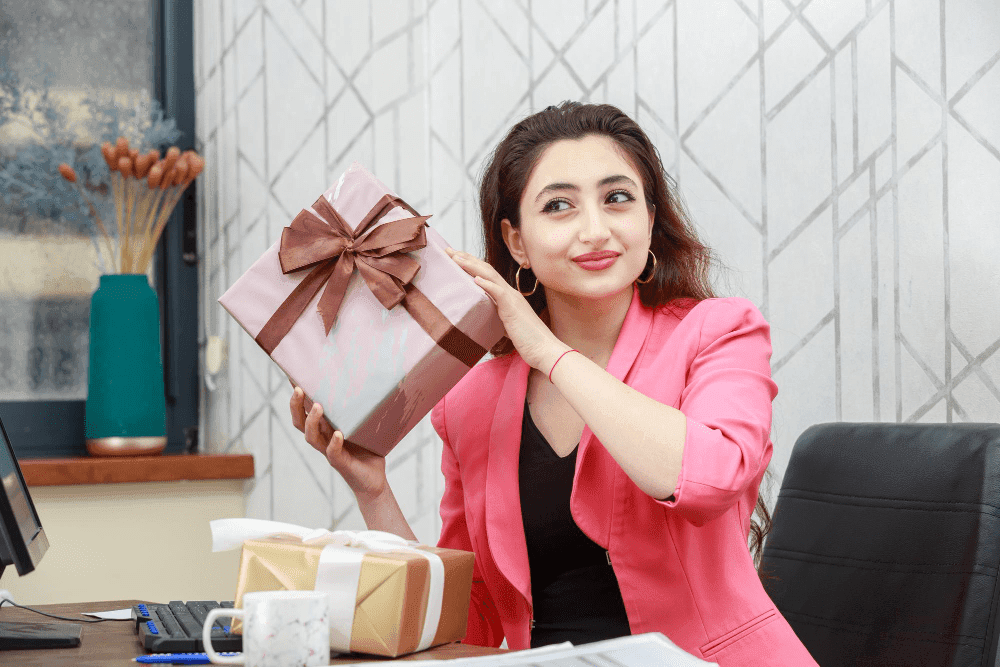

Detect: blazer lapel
[485,354,533,604]
[572,289,655,546]
[601,288,654,386]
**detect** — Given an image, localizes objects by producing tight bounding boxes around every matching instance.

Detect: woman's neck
[544,285,634,367]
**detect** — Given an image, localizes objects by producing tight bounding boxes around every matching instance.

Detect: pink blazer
[431,293,819,666]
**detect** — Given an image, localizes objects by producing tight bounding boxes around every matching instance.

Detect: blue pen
[134,652,241,664]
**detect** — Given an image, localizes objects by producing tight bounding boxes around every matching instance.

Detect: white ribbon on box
[210,518,445,653]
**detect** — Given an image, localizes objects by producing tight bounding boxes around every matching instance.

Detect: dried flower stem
[134,186,168,273]
[137,185,186,274]
[128,180,144,273]
[125,179,137,272]
[132,185,157,270]
[71,181,116,270]
[111,172,124,271]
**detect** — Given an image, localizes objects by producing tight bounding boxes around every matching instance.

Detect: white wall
[194,0,1000,542]
[2,480,246,605]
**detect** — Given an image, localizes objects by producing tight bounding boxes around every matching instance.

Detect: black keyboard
[132,601,242,653]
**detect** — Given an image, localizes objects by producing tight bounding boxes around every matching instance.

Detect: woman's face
[503,134,655,305]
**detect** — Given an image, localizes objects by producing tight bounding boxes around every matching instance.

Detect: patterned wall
[195,0,1000,544]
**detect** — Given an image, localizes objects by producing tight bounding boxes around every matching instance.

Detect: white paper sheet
[330,633,716,666]
[83,607,133,620]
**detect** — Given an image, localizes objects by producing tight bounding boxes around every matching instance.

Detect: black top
[518,401,631,648]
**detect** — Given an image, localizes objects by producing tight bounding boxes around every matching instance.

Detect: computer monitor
[0,413,81,649]
[0,414,48,579]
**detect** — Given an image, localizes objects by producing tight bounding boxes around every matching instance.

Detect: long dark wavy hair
[477,101,773,572]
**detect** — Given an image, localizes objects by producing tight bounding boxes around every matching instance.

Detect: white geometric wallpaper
[195,0,1000,545]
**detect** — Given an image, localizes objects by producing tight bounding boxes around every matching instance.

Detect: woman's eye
[606,190,635,205]
[542,199,571,213]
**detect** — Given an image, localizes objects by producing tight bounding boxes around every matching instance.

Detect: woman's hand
[289,386,387,501]
[446,247,568,371]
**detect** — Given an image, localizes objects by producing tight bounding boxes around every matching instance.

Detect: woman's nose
[578,204,612,243]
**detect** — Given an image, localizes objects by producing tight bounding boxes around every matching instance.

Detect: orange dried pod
[101,142,117,171]
[115,136,130,159]
[118,156,134,180]
[187,154,205,179]
[161,146,181,173]
[147,162,164,189]
[160,168,175,190]
[171,156,190,186]
[58,163,77,183]
[135,152,156,179]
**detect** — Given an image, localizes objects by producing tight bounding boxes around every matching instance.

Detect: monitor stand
[0,566,82,650]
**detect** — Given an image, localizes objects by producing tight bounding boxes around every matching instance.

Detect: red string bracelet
[548,349,580,383]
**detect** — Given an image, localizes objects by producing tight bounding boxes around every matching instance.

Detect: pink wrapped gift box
[219,163,505,456]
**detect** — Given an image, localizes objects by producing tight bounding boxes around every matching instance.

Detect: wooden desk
[1,600,505,665]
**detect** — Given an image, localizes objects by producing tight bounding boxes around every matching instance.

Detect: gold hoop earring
[515,264,538,296]
[635,249,656,285]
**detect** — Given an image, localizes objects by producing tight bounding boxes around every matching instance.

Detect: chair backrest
[760,422,1000,667]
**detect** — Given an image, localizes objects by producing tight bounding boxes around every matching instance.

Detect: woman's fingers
[294,389,341,470]
[305,400,339,449]
[290,385,320,431]
[446,248,502,281]
[473,275,501,303]
[289,387,306,432]
[448,249,516,304]
[304,403,328,452]
[323,429,346,467]
[291,387,348,469]
[304,404,345,467]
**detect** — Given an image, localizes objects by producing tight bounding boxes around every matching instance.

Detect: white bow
[210,518,445,653]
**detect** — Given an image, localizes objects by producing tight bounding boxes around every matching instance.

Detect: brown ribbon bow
[254,193,486,368]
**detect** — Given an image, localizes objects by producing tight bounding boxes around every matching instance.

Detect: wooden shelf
[20,453,255,486]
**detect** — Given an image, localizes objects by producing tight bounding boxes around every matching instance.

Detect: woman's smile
[572,250,620,271]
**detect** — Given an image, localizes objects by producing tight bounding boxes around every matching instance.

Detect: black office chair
[760,422,1000,667]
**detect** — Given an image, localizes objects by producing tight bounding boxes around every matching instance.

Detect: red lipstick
[572,250,620,271]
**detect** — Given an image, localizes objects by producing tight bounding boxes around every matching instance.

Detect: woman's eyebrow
[534,182,578,203]
[533,174,638,203]
[598,174,638,189]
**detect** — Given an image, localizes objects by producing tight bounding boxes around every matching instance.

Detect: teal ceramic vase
[84,274,167,456]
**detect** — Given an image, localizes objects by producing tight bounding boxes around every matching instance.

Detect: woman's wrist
[547,348,580,382]
[354,482,418,541]
[535,341,574,375]
[352,476,389,508]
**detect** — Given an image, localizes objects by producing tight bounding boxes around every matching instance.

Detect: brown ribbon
[254,193,486,368]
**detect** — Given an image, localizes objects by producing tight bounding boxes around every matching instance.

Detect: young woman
[290,102,818,666]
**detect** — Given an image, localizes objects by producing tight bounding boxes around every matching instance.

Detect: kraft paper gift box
[218,162,505,456]
[211,519,476,658]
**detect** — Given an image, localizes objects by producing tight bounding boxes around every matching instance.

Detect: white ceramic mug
[202,590,330,667]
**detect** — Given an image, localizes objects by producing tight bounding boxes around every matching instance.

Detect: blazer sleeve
[431,397,505,648]
[658,298,778,525]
